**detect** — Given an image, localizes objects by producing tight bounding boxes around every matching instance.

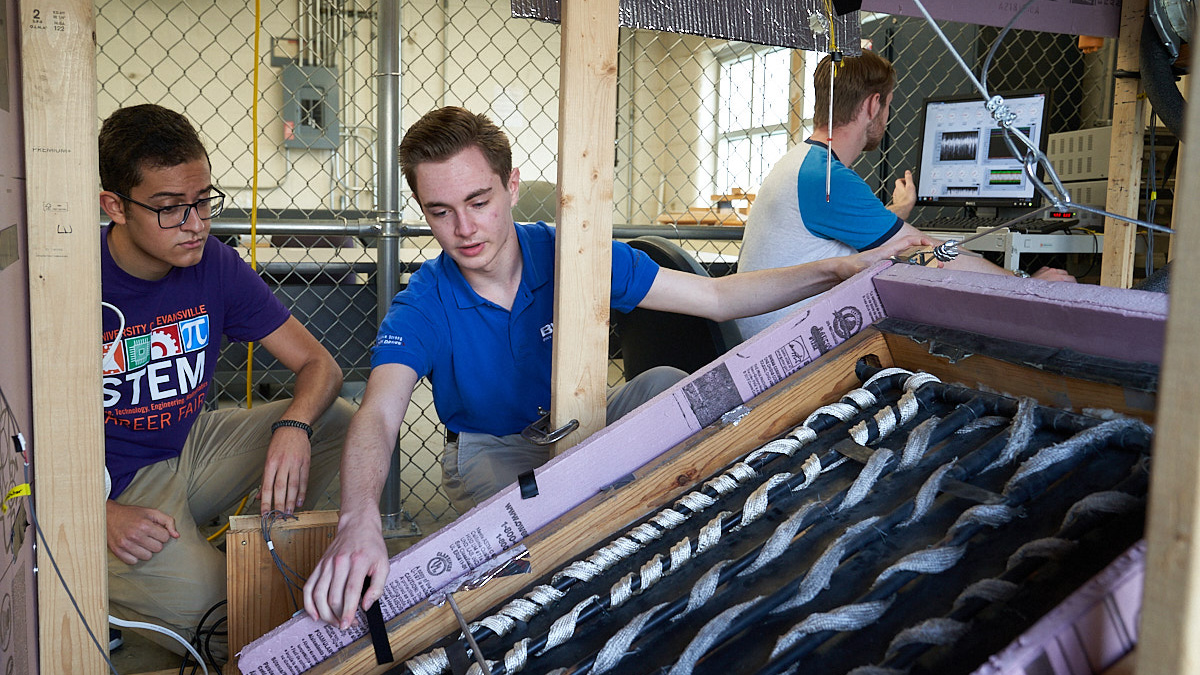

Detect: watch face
[1014,270,1030,278]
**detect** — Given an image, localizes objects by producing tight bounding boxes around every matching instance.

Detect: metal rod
[374,0,413,535]
[446,593,493,675]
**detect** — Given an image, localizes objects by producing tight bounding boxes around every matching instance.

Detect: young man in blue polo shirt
[303,106,931,629]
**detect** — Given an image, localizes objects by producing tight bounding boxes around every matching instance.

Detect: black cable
[18,447,119,675]
[1146,117,1157,276]
[178,599,227,674]
[203,615,228,669]
[262,510,307,612]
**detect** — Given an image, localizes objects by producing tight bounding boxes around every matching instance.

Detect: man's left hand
[261,426,312,514]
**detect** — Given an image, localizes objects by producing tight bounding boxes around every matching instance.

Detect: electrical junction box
[281,63,339,150]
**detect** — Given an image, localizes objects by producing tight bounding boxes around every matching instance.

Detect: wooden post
[1137,45,1200,675]
[789,49,806,143]
[550,0,620,452]
[1100,0,1146,288]
[19,0,107,672]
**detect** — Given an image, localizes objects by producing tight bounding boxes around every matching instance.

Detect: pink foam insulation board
[871,266,1169,365]
[236,267,894,673]
[971,540,1144,675]
[860,0,1121,38]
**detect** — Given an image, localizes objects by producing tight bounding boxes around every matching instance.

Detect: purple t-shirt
[101,227,290,499]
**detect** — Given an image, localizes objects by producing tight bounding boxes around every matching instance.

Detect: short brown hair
[398,106,512,199]
[813,51,896,129]
[98,104,209,196]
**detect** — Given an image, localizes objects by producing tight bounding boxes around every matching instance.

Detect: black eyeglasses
[115,188,226,229]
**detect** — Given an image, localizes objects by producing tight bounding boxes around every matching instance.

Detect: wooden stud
[880,333,1157,424]
[1137,37,1200,675]
[550,0,620,453]
[306,329,894,673]
[1100,0,1146,288]
[226,511,340,664]
[789,49,806,143]
[19,1,107,673]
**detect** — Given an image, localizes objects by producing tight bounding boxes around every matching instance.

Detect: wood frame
[19,0,108,673]
[1101,0,1147,288]
[1136,36,1200,675]
[550,0,621,452]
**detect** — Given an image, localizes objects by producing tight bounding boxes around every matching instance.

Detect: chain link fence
[95,1,1120,529]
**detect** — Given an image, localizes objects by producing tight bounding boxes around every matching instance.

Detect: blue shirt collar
[442,222,552,310]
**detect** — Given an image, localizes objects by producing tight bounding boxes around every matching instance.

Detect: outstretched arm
[638,233,934,323]
[894,222,1076,282]
[304,363,418,629]
[257,316,345,514]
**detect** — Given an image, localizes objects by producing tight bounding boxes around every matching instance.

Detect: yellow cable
[207,492,252,542]
[246,0,262,408]
[824,0,838,58]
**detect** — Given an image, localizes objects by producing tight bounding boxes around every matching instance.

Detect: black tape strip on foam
[518,469,539,499]
[362,577,393,664]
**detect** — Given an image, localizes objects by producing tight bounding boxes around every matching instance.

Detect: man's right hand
[303,510,390,630]
[106,500,179,564]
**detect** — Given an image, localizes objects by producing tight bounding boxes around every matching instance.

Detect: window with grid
[714,48,818,196]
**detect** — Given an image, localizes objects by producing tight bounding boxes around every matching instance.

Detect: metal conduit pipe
[376,0,411,536]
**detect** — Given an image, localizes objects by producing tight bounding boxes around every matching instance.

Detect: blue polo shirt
[372,221,660,436]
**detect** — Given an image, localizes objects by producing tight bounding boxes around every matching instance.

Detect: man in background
[735,50,1074,339]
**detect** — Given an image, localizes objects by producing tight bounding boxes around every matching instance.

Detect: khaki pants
[442,366,686,512]
[107,397,354,660]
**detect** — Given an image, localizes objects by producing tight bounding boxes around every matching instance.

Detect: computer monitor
[914,91,1050,209]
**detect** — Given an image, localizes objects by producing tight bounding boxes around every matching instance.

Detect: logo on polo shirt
[540,322,554,342]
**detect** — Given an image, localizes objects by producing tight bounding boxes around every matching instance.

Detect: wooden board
[1137,37,1200,675]
[550,0,620,452]
[880,332,1157,424]
[227,511,340,661]
[1100,0,1146,288]
[19,1,107,673]
[305,328,894,673]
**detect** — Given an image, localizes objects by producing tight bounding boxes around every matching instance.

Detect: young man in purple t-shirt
[98,104,354,659]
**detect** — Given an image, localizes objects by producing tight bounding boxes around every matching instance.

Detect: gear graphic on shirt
[150,331,182,359]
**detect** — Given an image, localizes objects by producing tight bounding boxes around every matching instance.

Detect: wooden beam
[550,0,620,452]
[1100,0,1146,288]
[227,511,340,663]
[880,333,1157,424]
[307,329,893,673]
[20,0,107,672]
[1137,36,1200,675]
[789,49,805,143]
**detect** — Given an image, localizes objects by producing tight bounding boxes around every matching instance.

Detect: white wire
[109,616,209,675]
[101,301,125,373]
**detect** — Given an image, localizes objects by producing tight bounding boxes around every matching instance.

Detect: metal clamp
[520,407,579,446]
